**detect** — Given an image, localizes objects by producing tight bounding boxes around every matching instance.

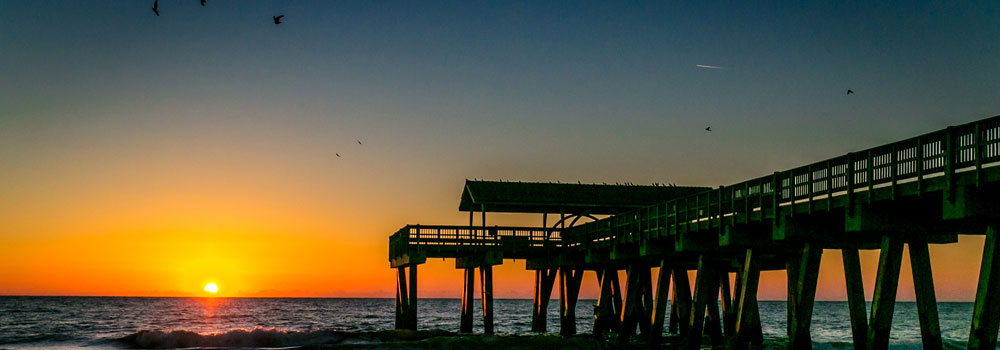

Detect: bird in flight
[336,153,341,158]
[357,140,362,145]
[152,0,159,16]
[200,0,206,6]
[705,127,712,132]
[273,15,284,24]
[847,89,854,95]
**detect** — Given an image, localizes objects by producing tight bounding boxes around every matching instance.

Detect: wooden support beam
[460,267,475,333]
[559,267,584,336]
[969,224,1000,350]
[786,255,800,337]
[788,244,823,350]
[673,268,693,336]
[909,239,942,350]
[669,293,679,334]
[395,266,409,330]
[406,265,418,330]
[533,270,542,332]
[705,285,724,345]
[842,248,869,349]
[867,235,904,350]
[639,266,654,336]
[618,264,644,343]
[531,268,558,332]
[594,267,619,337]
[650,260,672,347]
[732,249,762,350]
[751,296,765,345]
[686,256,720,350]
[612,271,624,322]
[720,271,736,337]
[480,265,494,335]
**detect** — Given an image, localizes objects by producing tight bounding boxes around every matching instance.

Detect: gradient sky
[1,1,999,300]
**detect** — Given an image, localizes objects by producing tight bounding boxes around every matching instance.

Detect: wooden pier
[389,115,1000,349]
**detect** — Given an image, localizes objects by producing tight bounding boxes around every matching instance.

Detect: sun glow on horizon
[204,283,219,294]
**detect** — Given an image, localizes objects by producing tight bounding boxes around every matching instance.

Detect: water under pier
[389,115,1000,350]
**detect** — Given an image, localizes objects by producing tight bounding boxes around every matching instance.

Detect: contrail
[696,64,727,70]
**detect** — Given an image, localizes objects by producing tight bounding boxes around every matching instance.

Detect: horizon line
[0,295,974,303]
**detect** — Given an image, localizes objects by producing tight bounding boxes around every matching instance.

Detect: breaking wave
[113,328,362,349]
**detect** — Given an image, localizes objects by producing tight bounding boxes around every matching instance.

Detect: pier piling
[969,224,1000,350]
[559,267,583,336]
[531,268,558,332]
[868,236,905,350]
[842,248,869,349]
[460,267,475,333]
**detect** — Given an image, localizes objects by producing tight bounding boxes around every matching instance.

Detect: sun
[204,283,219,294]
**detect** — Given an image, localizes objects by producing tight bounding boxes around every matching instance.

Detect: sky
[1,1,999,300]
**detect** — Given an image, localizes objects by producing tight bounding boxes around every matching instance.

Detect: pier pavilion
[389,115,1000,350]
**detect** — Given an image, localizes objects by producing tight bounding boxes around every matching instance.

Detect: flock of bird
[151,0,285,25]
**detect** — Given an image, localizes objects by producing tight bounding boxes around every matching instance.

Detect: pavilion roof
[458,180,710,214]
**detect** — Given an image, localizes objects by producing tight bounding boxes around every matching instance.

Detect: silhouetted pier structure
[390,115,1000,350]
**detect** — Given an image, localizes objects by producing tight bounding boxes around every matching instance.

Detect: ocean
[0,296,980,349]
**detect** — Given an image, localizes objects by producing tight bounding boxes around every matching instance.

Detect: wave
[0,332,79,345]
[113,328,355,349]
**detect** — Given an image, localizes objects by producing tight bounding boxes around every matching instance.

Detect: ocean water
[0,296,983,349]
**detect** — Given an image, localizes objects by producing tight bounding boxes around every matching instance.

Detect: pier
[389,115,1000,350]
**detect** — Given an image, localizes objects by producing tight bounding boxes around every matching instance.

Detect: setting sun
[204,283,218,294]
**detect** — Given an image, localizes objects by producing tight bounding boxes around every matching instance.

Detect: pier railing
[565,115,1000,249]
[389,224,562,259]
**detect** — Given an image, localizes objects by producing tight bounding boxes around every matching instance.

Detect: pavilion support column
[532,268,558,333]
[460,267,475,333]
[559,267,584,336]
[594,266,620,337]
[788,243,823,350]
[969,224,1000,350]
[909,239,942,350]
[732,249,762,350]
[650,260,672,348]
[480,265,494,335]
[842,248,869,350]
[673,267,693,336]
[685,255,719,350]
[867,235,904,350]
